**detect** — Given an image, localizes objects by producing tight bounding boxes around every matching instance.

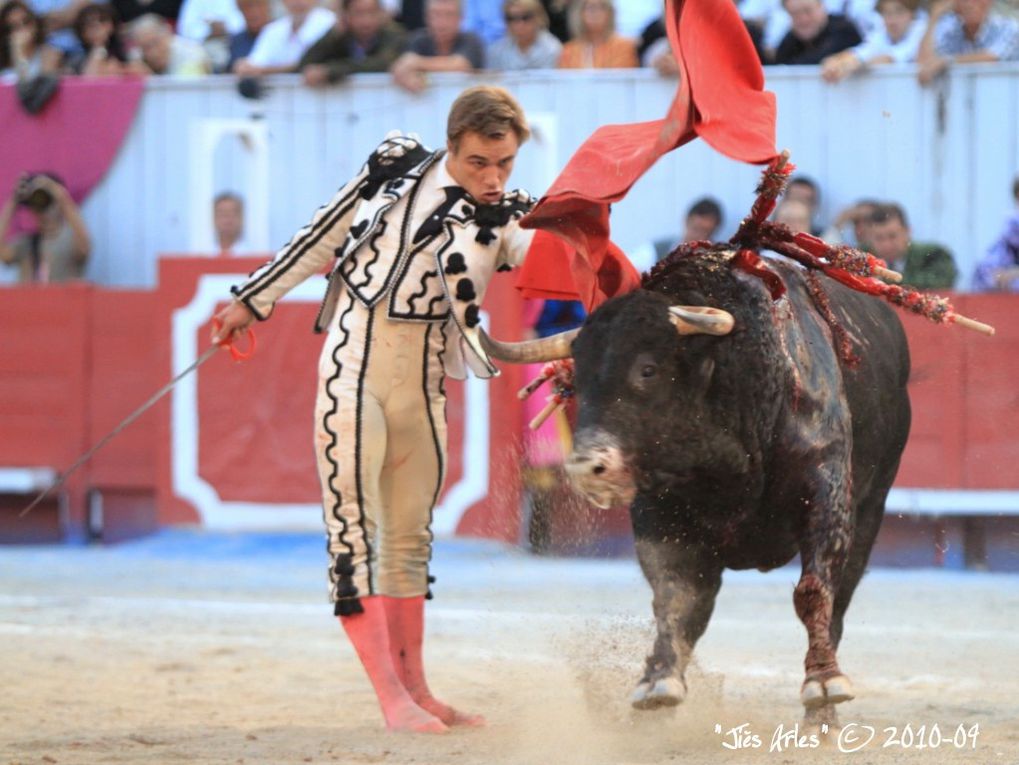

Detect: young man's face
[774,200,812,234]
[505,1,540,47]
[238,0,271,33]
[785,181,818,213]
[852,203,878,244]
[878,0,914,41]
[445,130,520,205]
[347,0,383,41]
[426,0,461,45]
[214,198,244,243]
[869,218,911,263]
[953,0,991,28]
[682,212,720,243]
[784,0,827,41]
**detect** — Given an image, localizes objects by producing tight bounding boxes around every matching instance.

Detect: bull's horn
[478,327,580,363]
[668,306,735,336]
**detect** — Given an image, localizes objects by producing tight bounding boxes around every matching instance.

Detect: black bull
[564,252,911,722]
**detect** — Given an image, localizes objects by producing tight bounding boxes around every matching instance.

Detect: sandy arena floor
[1,531,1017,765]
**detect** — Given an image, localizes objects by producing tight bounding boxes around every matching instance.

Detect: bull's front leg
[794,460,856,721]
[632,533,722,711]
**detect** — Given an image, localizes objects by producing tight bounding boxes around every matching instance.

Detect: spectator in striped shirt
[916,0,1019,85]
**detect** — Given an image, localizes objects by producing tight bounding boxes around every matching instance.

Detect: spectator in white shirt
[233,0,334,74]
[177,0,247,70]
[177,0,245,42]
[820,0,925,82]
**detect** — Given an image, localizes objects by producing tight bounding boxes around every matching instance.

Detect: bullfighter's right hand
[212,300,255,345]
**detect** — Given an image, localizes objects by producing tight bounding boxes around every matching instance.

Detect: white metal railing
[70,64,1019,290]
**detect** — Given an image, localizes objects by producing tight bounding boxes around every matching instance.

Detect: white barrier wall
[82,64,1019,289]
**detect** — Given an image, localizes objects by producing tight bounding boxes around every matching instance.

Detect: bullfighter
[213,85,536,733]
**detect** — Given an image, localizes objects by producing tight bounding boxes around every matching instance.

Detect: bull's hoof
[823,674,855,705]
[800,679,825,708]
[801,675,855,709]
[631,676,685,710]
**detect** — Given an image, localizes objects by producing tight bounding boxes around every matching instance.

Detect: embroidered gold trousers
[314,290,448,612]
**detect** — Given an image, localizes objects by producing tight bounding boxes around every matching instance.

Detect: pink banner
[0,77,146,235]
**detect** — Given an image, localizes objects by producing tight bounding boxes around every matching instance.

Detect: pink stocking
[339,596,447,733]
[383,595,485,727]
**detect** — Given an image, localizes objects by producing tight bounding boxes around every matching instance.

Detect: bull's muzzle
[565,431,637,509]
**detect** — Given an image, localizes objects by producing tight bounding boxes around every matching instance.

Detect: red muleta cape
[517,0,779,311]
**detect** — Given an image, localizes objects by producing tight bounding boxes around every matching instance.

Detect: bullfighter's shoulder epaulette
[360,131,434,200]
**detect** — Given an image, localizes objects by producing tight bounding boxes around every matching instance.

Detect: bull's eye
[629,352,660,389]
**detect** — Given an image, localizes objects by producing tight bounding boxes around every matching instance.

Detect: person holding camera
[0,174,91,283]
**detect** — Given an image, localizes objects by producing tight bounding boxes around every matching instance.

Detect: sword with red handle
[18,320,256,518]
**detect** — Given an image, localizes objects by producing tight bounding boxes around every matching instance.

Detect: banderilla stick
[874,266,902,283]
[529,397,566,430]
[518,368,554,400]
[951,314,995,336]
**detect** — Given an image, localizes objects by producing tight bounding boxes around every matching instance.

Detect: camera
[16,174,56,212]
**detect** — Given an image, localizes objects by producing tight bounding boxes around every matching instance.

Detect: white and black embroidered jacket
[231,132,536,379]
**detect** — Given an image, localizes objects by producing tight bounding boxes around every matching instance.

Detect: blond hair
[569,0,615,41]
[447,85,530,150]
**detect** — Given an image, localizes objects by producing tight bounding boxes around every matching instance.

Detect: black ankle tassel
[334,598,364,616]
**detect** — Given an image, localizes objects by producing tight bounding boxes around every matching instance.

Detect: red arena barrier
[0,262,1016,560]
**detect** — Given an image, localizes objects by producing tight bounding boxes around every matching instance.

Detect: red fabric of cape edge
[516,0,779,310]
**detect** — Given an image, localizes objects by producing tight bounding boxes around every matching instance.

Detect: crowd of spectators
[1,0,1017,289]
[743,0,1019,79]
[3,0,1016,90]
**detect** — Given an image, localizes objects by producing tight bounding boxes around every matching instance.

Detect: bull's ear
[668,306,735,336]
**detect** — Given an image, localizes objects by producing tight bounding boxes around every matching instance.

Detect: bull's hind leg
[632,537,722,710]
[799,494,886,730]
[794,464,856,714]
[798,491,888,733]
